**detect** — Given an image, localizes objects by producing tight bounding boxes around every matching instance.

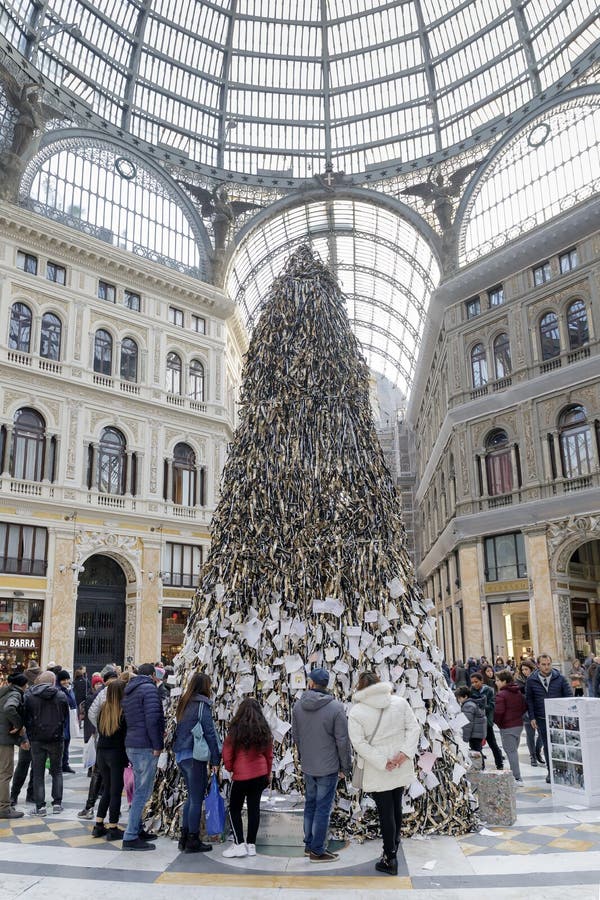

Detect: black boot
[178,827,189,851]
[530,756,538,767]
[185,833,213,853]
[536,751,545,765]
[375,853,398,876]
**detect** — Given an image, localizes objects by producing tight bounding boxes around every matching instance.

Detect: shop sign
[0,637,37,649]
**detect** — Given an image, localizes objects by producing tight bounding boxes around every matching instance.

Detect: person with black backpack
[456,686,487,765]
[24,671,69,816]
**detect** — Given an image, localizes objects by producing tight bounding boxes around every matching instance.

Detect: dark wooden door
[74,556,126,671]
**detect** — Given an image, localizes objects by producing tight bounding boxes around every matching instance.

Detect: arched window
[485,429,512,496]
[40,313,62,360]
[189,359,205,401]
[120,338,138,382]
[173,442,196,506]
[167,352,182,394]
[94,329,113,376]
[9,303,32,353]
[493,333,511,379]
[97,427,126,495]
[12,408,45,482]
[470,343,488,388]
[566,300,589,351]
[539,311,560,360]
[559,405,593,479]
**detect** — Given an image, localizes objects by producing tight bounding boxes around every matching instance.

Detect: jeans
[536,719,550,773]
[469,737,484,767]
[10,745,33,803]
[523,715,544,760]
[30,740,64,809]
[123,747,158,842]
[177,757,208,834]
[303,772,338,856]
[0,745,15,814]
[96,748,127,825]
[500,727,523,780]
[229,774,268,845]
[372,787,403,858]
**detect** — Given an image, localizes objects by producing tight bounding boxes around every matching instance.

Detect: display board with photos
[545,697,600,807]
[549,713,584,790]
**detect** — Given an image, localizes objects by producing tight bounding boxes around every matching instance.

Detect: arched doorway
[74,555,126,671]
[567,540,600,658]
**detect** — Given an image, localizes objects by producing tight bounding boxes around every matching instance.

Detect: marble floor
[2,740,600,900]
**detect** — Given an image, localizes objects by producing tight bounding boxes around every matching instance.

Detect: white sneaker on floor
[223,842,248,858]
[246,844,256,856]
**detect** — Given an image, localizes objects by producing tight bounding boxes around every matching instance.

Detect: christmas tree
[152,245,474,838]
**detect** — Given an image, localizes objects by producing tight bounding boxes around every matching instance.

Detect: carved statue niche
[177,181,262,250]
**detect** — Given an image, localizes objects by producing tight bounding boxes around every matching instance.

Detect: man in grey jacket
[292,667,352,862]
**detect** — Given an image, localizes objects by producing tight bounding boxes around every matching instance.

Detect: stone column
[524,528,559,660]
[458,541,484,657]
[125,451,133,495]
[164,458,173,502]
[42,434,54,482]
[139,544,162,663]
[47,533,78,670]
[2,424,13,476]
[90,443,99,490]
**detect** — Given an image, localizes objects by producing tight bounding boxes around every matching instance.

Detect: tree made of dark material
[150,245,474,839]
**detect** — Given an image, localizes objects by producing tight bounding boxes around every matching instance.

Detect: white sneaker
[222,842,247,858]
[247,844,256,856]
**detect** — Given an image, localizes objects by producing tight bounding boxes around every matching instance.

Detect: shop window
[120,337,138,382]
[169,306,184,327]
[533,261,551,286]
[493,332,511,379]
[189,359,205,401]
[192,315,206,334]
[559,248,578,274]
[40,313,62,360]
[98,280,116,303]
[485,429,513,496]
[162,543,202,587]
[124,290,141,311]
[46,262,66,285]
[172,442,196,506]
[9,302,32,353]
[0,522,47,575]
[566,300,589,350]
[539,311,560,360]
[470,343,488,387]
[97,427,126,495]
[11,408,46,482]
[166,351,182,394]
[484,532,526,582]
[17,251,38,275]
[161,607,190,664]
[559,405,594,479]
[93,329,113,375]
[488,285,504,307]
[0,597,43,674]
[465,296,480,319]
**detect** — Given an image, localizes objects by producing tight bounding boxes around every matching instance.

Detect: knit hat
[57,670,71,682]
[35,671,56,685]
[102,668,118,683]
[91,673,103,688]
[8,674,27,687]
[309,667,330,687]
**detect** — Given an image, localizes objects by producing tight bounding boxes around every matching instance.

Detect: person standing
[92,679,129,841]
[470,672,503,770]
[57,671,77,773]
[77,673,105,820]
[494,671,527,784]
[0,674,29,819]
[515,658,544,766]
[347,672,420,876]
[24,671,69,815]
[172,672,221,854]
[120,663,165,851]
[73,666,89,709]
[292,667,352,863]
[526,653,572,784]
[451,661,468,689]
[24,659,41,688]
[456,686,487,762]
[222,698,273,858]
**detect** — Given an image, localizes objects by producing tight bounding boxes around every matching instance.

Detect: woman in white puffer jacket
[347,672,420,875]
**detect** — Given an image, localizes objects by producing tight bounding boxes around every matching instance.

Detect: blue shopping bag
[205,775,225,837]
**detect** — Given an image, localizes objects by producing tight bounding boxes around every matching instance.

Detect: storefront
[487,596,532,662]
[160,606,190,664]
[0,597,43,676]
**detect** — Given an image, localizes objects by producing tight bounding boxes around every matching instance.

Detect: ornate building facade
[408,203,600,665]
[0,201,244,674]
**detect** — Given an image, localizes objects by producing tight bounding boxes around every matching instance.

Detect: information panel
[545,697,600,807]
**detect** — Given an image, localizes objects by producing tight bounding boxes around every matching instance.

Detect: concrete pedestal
[468,768,516,825]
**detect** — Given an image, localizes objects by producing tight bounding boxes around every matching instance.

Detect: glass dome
[2,0,598,180]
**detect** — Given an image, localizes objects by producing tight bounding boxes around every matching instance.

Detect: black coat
[525,669,572,722]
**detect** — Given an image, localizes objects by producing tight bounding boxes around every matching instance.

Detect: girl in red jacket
[494,670,527,784]
[222,698,273,858]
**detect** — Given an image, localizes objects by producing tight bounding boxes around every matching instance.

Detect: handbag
[205,775,226,837]
[191,701,210,761]
[351,708,385,790]
[123,764,134,804]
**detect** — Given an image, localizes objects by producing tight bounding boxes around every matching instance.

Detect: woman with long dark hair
[221,698,273,858]
[173,672,222,853]
[347,672,420,876]
[93,679,128,841]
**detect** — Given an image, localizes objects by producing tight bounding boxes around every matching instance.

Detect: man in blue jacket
[525,653,572,784]
[121,663,165,851]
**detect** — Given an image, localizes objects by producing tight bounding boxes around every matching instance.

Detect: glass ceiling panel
[3,0,597,179]
[227,199,440,396]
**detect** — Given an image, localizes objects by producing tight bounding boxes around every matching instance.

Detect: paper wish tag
[417,751,436,774]
[266,691,279,707]
[387,577,405,598]
[333,659,349,674]
[256,665,275,684]
[404,668,419,687]
[237,674,255,694]
[386,602,400,620]
[363,609,378,623]
[408,780,427,799]
[290,669,306,690]
[284,653,304,674]
[272,718,292,743]
[347,638,360,660]
[324,646,338,662]
[215,583,225,600]
[243,618,263,648]
[452,763,467,784]
[313,597,345,617]
[424,771,440,790]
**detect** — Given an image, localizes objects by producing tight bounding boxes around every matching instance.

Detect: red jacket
[222,735,273,781]
[494,683,527,729]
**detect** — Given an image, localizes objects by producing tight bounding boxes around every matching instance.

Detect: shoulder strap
[368,708,385,743]
[197,700,205,724]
